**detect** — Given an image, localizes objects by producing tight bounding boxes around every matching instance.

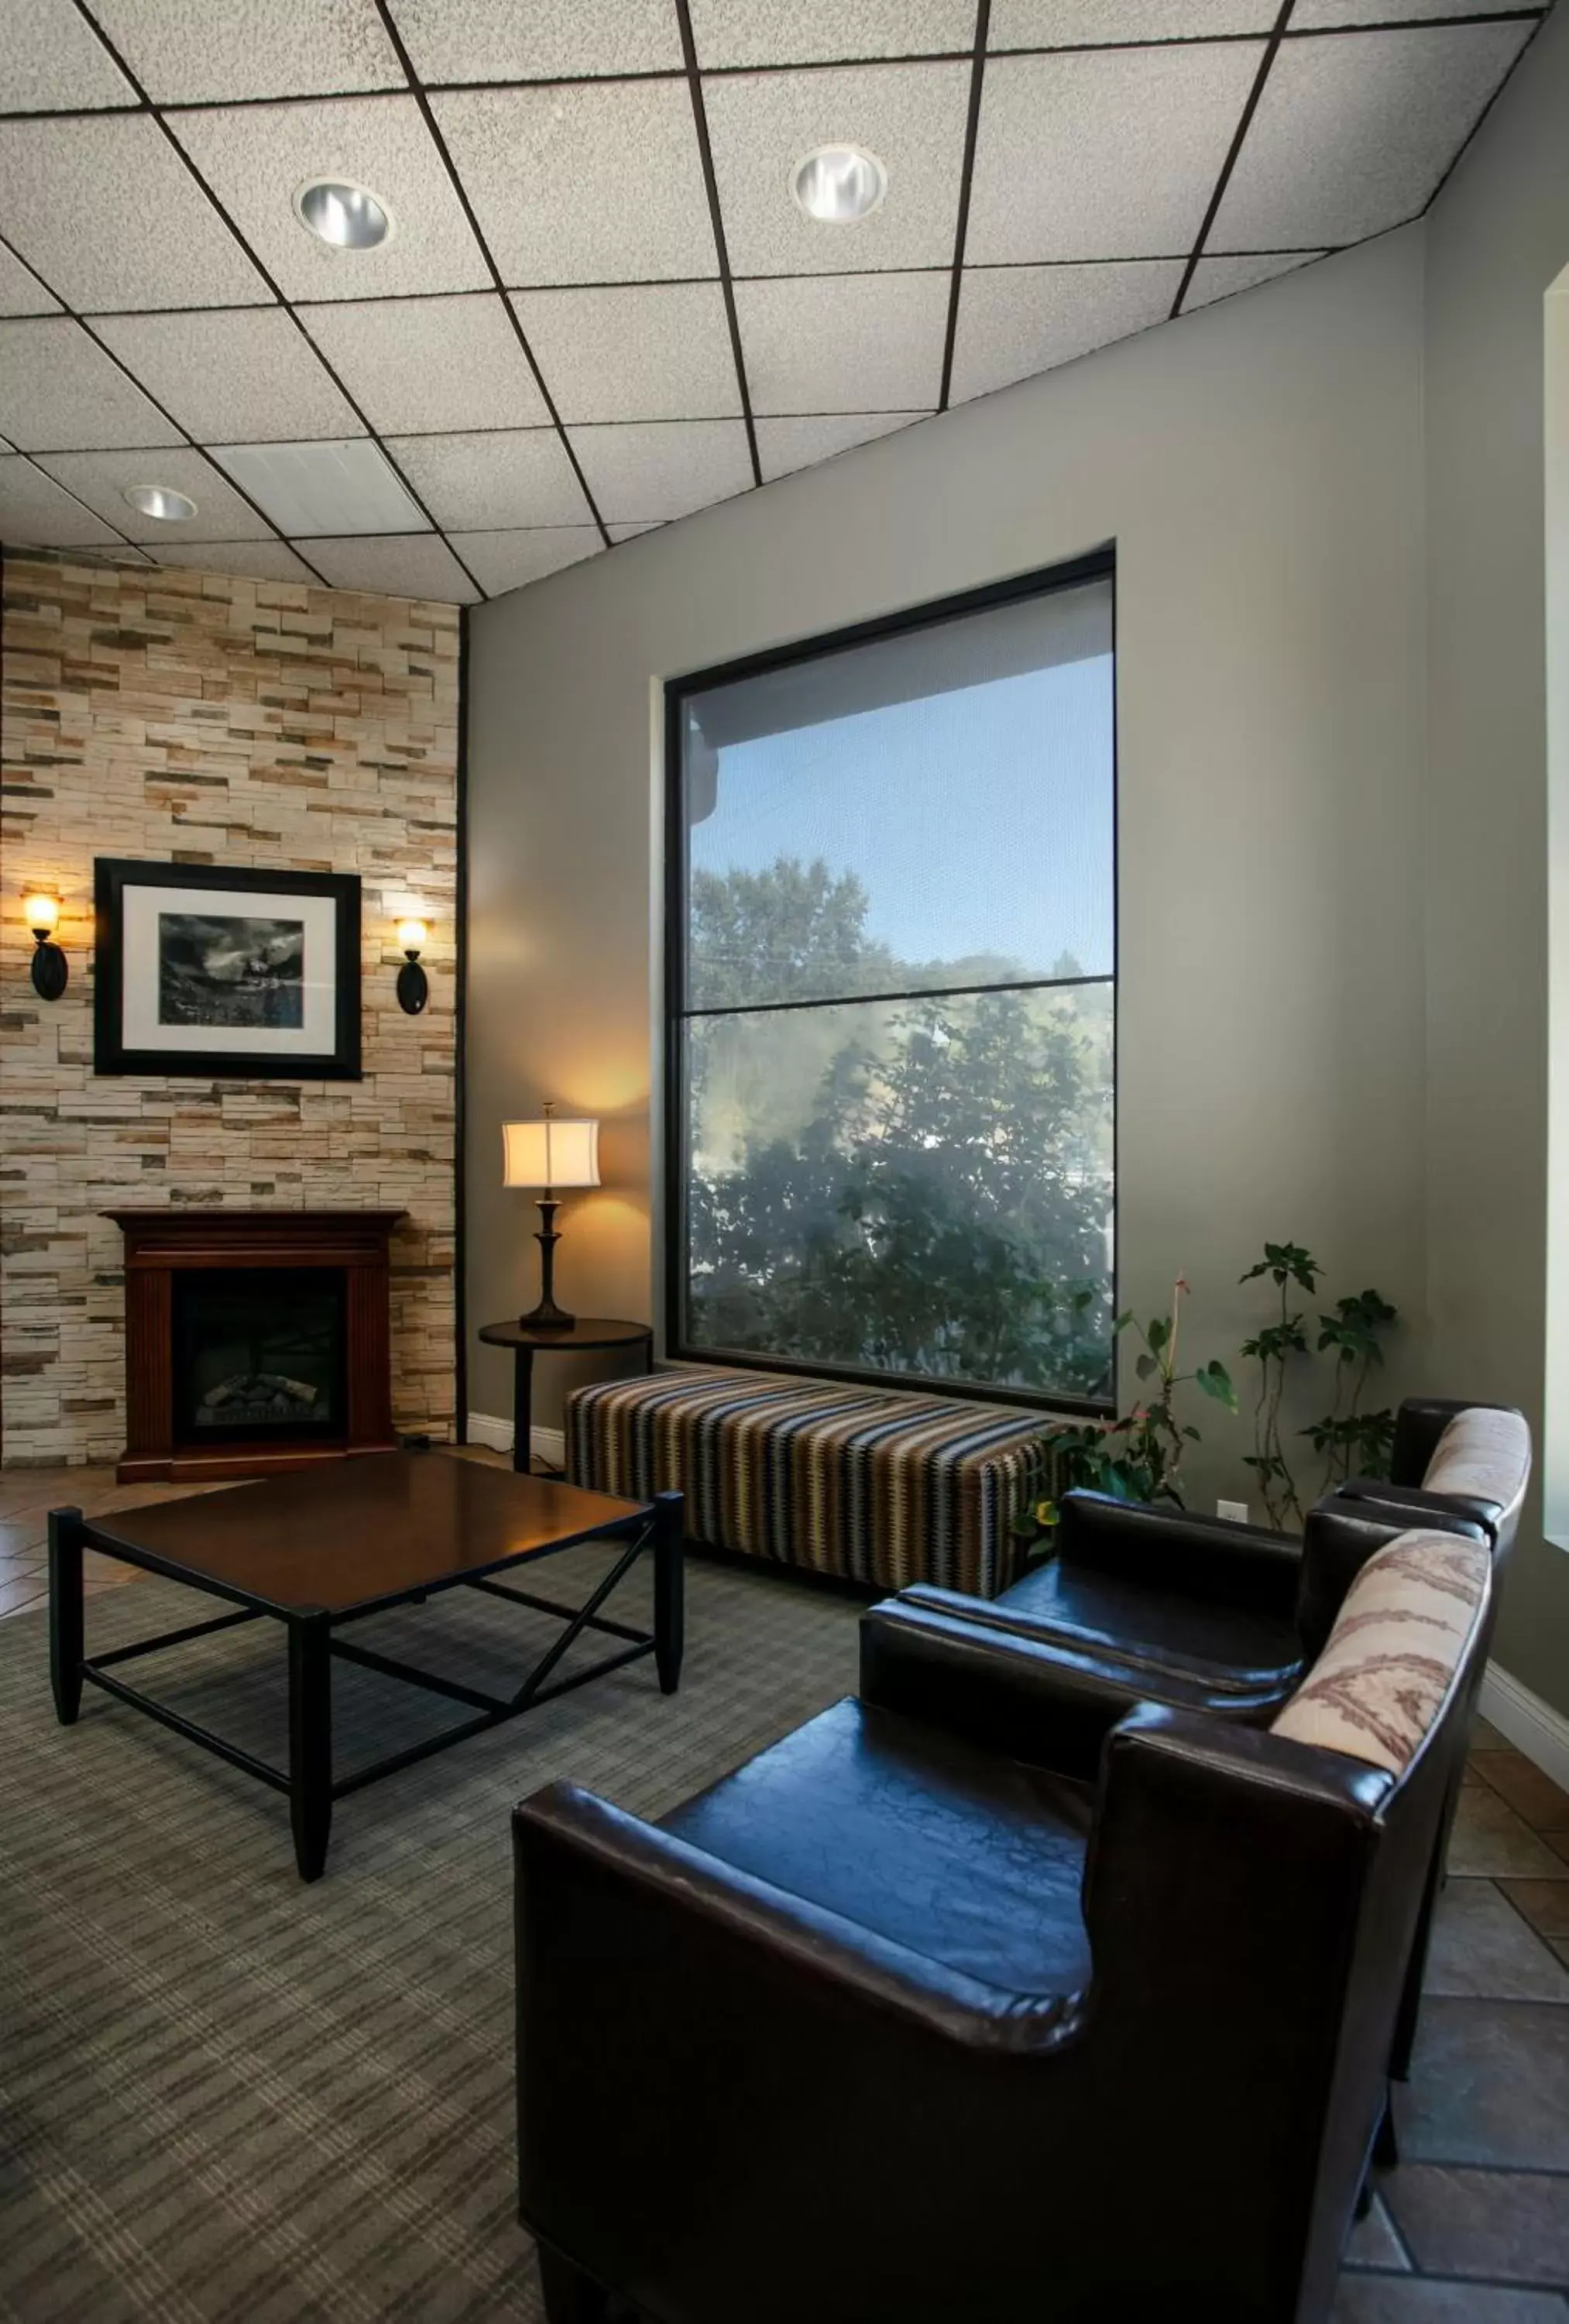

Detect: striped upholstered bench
[563,1365,1050,1597]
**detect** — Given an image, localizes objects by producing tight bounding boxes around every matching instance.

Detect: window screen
[666,558,1115,1408]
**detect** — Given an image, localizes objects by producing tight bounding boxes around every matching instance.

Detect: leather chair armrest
[1296,1498,1488,1661]
[1388,1397,1516,1487]
[1336,1477,1502,1545]
[1085,1704,1393,2039]
[516,1781,1076,2050]
[857,1597,1248,1781]
[1051,1490,1303,1615]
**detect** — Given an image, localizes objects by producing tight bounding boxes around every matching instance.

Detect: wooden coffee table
[46,1453,683,1882]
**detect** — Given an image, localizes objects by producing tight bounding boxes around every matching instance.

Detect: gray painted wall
[1422,2,1569,1711]
[466,223,1430,1512]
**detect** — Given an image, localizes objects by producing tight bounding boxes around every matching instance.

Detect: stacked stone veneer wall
[0,550,461,1466]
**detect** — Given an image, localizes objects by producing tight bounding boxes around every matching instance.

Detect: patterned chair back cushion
[1423,1406,1531,1515]
[1272,1531,1488,1775]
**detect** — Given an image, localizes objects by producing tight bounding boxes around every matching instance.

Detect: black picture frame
[94,858,362,1081]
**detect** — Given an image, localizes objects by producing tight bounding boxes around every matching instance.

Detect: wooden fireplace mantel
[106,1208,406,1483]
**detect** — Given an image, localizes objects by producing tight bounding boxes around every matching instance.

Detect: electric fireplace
[105,1209,403,1481]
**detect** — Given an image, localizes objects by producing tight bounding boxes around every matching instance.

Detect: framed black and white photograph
[94,859,362,1080]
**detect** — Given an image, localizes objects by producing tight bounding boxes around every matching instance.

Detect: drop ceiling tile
[509,284,740,422]
[756,411,926,481]
[990,0,1272,43]
[0,116,270,313]
[4,0,139,110]
[0,244,59,318]
[968,44,1263,263]
[91,308,361,443]
[736,272,948,415]
[389,0,684,81]
[1184,249,1322,307]
[211,438,427,536]
[689,0,976,67]
[146,540,321,583]
[949,260,1184,400]
[36,446,276,541]
[704,62,971,276]
[432,84,717,287]
[300,294,548,434]
[169,96,489,303]
[87,0,404,101]
[609,522,662,541]
[0,456,124,548]
[304,533,479,601]
[1213,22,1535,249]
[384,429,592,529]
[446,527,605,593]
[0,318,182,451]
[568,421,754,521]
[1293,0,1534,22]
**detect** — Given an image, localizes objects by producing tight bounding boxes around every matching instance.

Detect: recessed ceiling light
[123,483,198,522]
[791,146,887,225]
[294,177,393,251]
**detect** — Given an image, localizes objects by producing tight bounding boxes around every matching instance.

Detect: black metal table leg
[653,1490,685,1696]
[288,1611,333,1882]
[48,1506,85,1725]
[512,1346,536,1475]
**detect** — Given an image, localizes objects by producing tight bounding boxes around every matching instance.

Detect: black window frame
[662,546,1118,1418]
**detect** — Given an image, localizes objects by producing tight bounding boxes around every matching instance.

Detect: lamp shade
[503,1116,600,1191]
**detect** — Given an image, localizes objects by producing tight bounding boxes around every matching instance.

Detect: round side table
[476,1317,654,1477]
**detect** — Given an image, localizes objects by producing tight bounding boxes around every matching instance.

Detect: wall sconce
[23,894,67,1000]
[395,919,428,1016]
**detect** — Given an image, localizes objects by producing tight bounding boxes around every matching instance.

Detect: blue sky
[690,650,1115,984]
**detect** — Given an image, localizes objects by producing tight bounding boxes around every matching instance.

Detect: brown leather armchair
[513,1535,1490,2324]
[891,1397,1527,2078]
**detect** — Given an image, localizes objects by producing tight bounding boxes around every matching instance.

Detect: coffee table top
[78,1452,652,1619]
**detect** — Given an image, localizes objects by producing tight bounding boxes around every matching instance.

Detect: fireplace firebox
[106,1209,404,1482]
[172,1268,347,1448]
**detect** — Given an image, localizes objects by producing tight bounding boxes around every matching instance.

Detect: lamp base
[518,1295,576,1331]
[520,1195,575,1329]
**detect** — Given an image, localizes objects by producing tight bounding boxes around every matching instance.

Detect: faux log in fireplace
[106,1210,404,1482]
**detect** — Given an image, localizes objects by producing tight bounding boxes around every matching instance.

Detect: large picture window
[665,553,1116,1410]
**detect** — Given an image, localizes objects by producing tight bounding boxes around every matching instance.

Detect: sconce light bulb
[23,893,60,937]
[396,918,427,955]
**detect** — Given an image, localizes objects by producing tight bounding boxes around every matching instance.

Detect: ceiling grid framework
[0,0,1551,603]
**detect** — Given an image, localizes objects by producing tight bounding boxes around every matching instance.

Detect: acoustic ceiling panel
[967,43,1265,263]
[1212,21,1536,249]
[91,308,362,444]
[0,115,269,312]
[169,96,490,303]
[431,81,719,288]
[509,283,742,424]
[949,260,1185,401]
[703,61,972,276]
[300,294,550,434]
[0,0,1548,597]
[86,0,405,102]
[734,271,951,415]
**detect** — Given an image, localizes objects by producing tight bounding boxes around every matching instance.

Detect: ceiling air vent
[209,438,424,539]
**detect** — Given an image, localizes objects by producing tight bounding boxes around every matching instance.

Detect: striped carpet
[0,1543,863,2322]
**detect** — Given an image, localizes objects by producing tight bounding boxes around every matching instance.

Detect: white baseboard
[466,1411,566,1470]
[1478,1662,1569,1795]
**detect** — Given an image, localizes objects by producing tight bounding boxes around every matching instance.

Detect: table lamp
[503,1102,601,1329]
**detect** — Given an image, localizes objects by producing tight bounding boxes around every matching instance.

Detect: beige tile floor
[3,1459,1567,2314]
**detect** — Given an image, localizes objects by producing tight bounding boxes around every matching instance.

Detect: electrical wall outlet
[1217,1498,1249,1524]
